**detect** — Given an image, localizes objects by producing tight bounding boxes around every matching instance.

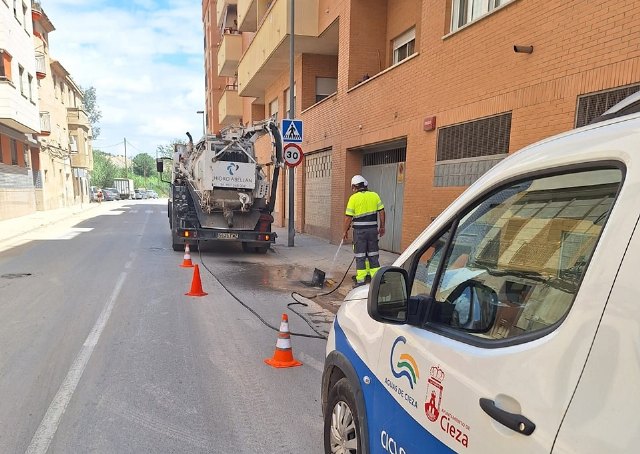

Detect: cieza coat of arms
[424,365,445,422]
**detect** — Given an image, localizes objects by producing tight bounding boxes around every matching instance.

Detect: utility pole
[287,0,295,247]
[124,138,128,177]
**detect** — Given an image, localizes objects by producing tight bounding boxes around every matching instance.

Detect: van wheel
[324,378,361,454]
[241,242,252,253]
[255,245,269,254]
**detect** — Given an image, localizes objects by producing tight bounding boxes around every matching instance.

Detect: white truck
[113,178,134,200]
[322,92,640,453]
[157,119,284,252]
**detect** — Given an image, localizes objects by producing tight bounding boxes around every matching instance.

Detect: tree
[132,153,156,178]
[91,150,119,188]
[156,138,187,159]
[82,86,102,139]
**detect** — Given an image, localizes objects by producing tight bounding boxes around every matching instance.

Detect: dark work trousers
[353,227,381,283]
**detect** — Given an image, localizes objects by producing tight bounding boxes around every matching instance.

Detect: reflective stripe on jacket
[345,190,384,229]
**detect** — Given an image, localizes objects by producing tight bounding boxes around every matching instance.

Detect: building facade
[0,0,92,221]
[205,0,640,252]
[0,0,40,220]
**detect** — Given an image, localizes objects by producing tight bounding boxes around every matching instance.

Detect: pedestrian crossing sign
[282,119,303,143]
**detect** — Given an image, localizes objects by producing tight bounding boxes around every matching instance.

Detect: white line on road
[25,272,128,454]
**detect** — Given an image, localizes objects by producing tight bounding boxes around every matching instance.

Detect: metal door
[360,146,406,253]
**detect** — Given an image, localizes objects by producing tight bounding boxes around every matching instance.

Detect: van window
[413,168,622,341]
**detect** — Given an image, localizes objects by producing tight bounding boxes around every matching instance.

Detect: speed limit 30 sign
[284,143,304,167]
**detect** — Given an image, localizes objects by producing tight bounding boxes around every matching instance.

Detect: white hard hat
[351,175,368,186]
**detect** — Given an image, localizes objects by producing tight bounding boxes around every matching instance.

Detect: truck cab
[322,94,640,453]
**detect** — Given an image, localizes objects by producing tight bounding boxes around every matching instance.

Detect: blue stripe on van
[334,320,454,454]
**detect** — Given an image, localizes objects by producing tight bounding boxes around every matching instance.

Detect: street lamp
[197,110,205,137]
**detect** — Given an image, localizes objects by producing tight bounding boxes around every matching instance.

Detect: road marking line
[25,272,128,454]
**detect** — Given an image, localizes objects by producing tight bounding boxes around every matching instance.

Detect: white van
[322,93,640,454]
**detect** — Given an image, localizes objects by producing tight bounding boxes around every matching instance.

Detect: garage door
[304,148,332,238]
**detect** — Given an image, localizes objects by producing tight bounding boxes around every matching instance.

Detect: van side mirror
[368,267,409,324]
[156,159,164,173]
[445,279,498,333]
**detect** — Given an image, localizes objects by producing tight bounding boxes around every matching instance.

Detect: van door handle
[479,398,536,436]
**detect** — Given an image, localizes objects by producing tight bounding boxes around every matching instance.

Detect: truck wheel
[324,378,361,454]
[255,245,269,254]
[241,242,252,253]
[172,232,182,251]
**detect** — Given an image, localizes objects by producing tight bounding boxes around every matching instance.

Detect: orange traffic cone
[264,314,302,368]
[185,264,208,297]
[180,243,194,268]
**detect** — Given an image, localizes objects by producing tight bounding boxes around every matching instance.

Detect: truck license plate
[217,232,239,239]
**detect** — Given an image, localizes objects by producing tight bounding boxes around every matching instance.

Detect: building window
[22,2,28,31]
[61,82,65,104]
[28,73,33,101]
[316,77,337,103]
[0,50,12,81]
[53,76,58,98]
[434,113,511,187]
[451,0,513,32]
[13,0,18,19]
[393,27,416,65]
[10,139,18,165]
[575,84,640,128]
[284,83,296,118]
[269,98,278,121]
[18,65,25,96]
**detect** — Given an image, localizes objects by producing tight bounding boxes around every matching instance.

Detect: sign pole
[288,0,295,247]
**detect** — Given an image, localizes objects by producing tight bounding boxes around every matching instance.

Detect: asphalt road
[0,200,327,453]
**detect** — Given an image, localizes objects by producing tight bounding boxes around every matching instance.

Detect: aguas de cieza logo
[390,336,420,389]
[384,336,420,409]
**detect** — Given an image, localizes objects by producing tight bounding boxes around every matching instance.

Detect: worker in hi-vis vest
[343,175,386,286]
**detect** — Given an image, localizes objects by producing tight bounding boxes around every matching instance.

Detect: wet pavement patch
[1,273,32,279]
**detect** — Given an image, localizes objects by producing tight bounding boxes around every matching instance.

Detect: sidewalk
[0,202,103,246]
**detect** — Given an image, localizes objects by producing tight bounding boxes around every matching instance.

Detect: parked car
[102,188,118,201]
[146,190,158,199]
[322,92,640,454]
[89,186,100,203]
[104,188,121,201]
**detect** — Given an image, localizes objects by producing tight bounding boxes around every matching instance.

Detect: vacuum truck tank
[157,119,284,253]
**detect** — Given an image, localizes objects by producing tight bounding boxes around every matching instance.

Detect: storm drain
[1,273,32,279]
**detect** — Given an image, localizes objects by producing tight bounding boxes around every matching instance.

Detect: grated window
[305,148,332,180]
[575,84,640,128]
[363,147,407,166]
[437,113,511,162]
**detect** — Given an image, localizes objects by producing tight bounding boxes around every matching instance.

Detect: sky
[44,0,205,157]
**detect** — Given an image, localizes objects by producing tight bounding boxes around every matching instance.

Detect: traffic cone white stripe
[276,337,292,349]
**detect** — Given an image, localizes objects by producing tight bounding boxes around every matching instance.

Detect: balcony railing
[35,53,46,79]
[66,107,90,128]
[217,32,243,77]
[39,111,51,136]
[238,0,326,99]
[216,0,238,29]
[219,86,243,126]
[31,0,43,21]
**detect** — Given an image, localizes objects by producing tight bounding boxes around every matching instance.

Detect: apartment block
[203,0,640,252]
[0,0,93,220]
[0,0,40,220]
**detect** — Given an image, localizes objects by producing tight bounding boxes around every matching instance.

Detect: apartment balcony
[67,107,90,129]
[31,0,43,21]
[70,151,90,169]
[219,85,243,126]
[217,32,243,77]
[39,112,51,136]
[35,53,46,79]
[237,0,338,100]
[217,0,238,28]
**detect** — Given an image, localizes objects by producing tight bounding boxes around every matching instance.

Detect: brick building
[203,0,640,252]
